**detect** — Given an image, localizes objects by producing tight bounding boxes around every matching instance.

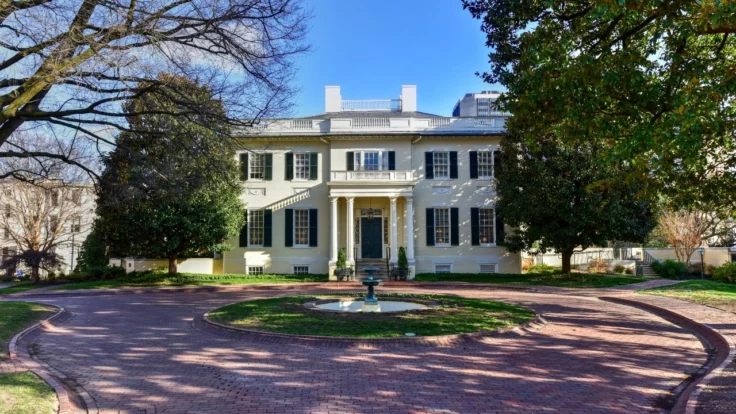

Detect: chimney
[401,85,417,112]
[325,85,342,113]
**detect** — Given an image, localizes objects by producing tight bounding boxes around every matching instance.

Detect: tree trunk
[168,255,178,274]
[561,249,574,274]
[31,265,40,284]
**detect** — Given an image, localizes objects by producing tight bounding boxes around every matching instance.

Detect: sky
[291,0,501,117]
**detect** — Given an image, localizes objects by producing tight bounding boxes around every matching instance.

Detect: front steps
[355,259,389,280]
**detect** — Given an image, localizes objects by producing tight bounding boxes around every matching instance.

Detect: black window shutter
[450,208,459,246]
[263,209,272,247]
[239,153,248,181]
[285,153,294,180]
[309,153,318,180]
[285,209,293,247]
[495,209,505,245]
[264,154,273,181]
[388,151,396,171]
[425,152,434,179]
[239,211,248,247]
[493,150,501,178]
[309,209,318,247]
[346,152,354,171]
[449,151,458,179]
[425,208,435,246]
[470,208,480,246]
[469,151,478,179]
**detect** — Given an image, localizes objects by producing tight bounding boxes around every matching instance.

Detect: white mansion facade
[225,85,518,279]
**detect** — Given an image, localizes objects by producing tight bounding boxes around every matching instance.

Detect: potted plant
[334,248,353,281]
[395,246,411,280]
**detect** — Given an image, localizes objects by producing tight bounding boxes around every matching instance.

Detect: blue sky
[291,0,501,117]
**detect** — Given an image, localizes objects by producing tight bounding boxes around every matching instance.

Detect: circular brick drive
[25,286,707,413]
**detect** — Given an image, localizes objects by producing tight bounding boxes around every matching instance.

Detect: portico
[327,184,416,280]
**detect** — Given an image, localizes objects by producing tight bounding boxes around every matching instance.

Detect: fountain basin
[312,299,429,313]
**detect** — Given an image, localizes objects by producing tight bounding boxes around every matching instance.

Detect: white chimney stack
[401,85,417,112]
[325,85,342,113]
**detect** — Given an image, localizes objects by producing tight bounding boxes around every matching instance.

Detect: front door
[361,218,382,259]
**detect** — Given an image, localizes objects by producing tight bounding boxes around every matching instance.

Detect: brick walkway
[18,285,711,414]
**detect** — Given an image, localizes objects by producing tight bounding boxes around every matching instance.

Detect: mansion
[227,85,517,279]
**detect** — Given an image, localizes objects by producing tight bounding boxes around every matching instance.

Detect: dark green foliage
[613,265,626,274]
[415,272,645,288]
[336,248,347,268]
[712,263,736,284]
[75,226,108,272]
[398,246,408,268]
[465,0,736,207]
[526,264,559,274]
[496,135,656,273]
[96,74,245,274]
[650,260,689,279]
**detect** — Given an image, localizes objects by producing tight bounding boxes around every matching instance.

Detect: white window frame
[293,209,310,247]
[247,266,264,275]
[249,153,265,181]
[353,151,388,171]
[434,208,450,247]
[293,265,310,275]
[477,150,494,180]
[248,210,264,247]
[294,153,311,181]
[433,151,450,179]
[479,207,496,247]
[434,264,452,274]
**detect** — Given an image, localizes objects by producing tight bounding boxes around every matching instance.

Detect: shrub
[336,248,347,269]
[625,268,633,275]
[398,246,408,268]
[521,257,534,271]
[613,265,626,274]
[527,264,559,274]
[75,226,109,272]
[570,264,580,270]
[588,259,609,273]
[712,262,736,284]
[651,259,688,279]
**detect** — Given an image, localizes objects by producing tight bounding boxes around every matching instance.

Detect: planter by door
[361,217,382,259]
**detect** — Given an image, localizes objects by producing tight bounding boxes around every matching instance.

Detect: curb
[200,303,547,349]
[599,296,736,414]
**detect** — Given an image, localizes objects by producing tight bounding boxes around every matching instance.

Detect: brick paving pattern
[19,285,710,414]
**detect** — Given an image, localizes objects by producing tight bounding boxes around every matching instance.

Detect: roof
[298,111,442,120]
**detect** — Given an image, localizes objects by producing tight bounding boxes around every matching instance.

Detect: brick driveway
[24,286,707,414]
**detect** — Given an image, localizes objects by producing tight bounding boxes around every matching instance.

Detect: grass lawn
[52,272,329,291]
[207,294,535,338]
[0,282,50,295]
[0,302,57,359]
[415,272,648,288]
[0,371,57,414]
[640,280,736,313]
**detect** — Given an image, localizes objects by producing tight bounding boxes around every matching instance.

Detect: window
[50,191,59,207]
[476,97,497,117]
[295,153,310,180]
[293,265,309,275]
[3,227,9,239]
[248,266,264,275]
[434,264,452,274]
[248,210,264,246]
[70,217,81,233]
[433,152,449,179]
[49,215,58,232]
[294,209,309,246]
[479,208,495,245]
[71,189,82,205]
[364,152,379,170]
[353,151,389,171]
[480,264,497,274]
[4,204,9,218]
[477,151,494,178]
[434,208,450,245]
[249,154,265,180]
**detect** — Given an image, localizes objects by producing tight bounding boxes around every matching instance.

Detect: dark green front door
[361,218,382,259]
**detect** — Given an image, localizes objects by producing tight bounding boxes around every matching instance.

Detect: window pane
[295,154,310,180]
[433,152,449,179]
[434,208,450,245]
[248,266,264,275]
[293,266,309,274]
[249,210,264,245]
[363,152,379,171]
[479,208,495,244]
[249,154,264,180]
[478,151,493,178]
[294,209,309,245]
[435,264,451,274]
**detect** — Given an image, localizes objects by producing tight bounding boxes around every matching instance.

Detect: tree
[0,180,92,282]
[465,1,736,208]
[657,208,735,263]
[0,0,308,176]
[75,224,108,271]
[95,75,245,274]
[496,133,655,273]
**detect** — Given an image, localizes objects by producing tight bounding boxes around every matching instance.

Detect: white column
[346,197,355,264]
[389,196,398,264]
[404,196,415,263]
[329,196,338,263]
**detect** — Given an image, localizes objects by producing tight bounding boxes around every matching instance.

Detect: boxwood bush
[712,262,736,284]
[650,259,688,279]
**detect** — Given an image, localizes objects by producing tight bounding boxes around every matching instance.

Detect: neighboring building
[452,91,507,117]
[228,85,518,278]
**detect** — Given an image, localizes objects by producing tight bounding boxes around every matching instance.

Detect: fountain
[312,265,429,313]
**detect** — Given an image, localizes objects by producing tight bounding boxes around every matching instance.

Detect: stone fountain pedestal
[361,266,381,312]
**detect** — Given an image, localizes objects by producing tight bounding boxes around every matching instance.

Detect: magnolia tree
[657,209,735,264]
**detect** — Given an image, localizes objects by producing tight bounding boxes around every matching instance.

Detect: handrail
[643,249,656,265]
[385,246,391,272]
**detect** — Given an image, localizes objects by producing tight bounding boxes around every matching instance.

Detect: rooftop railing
[341,99,401,112]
